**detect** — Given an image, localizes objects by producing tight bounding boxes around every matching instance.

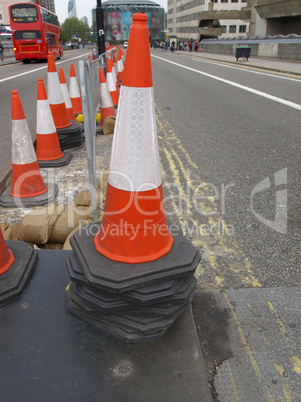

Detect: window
[231,0,238,2]
[221,25,227,33]
[47,33,56,46]
[229,25,237,33]
[239,25,246,33]
[14,30,41,39]
[221,0,228,3]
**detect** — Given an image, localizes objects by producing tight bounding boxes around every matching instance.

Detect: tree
[61,17,90,43]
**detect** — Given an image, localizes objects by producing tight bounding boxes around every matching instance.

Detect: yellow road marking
[156,104,261,288]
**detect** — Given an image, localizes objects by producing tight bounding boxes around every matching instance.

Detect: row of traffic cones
[0,52,86,207]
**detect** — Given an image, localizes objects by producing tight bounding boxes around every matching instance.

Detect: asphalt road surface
[150,51,301,401]
[1,48,300,400]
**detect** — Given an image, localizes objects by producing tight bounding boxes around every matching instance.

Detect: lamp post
[96,0,105,55]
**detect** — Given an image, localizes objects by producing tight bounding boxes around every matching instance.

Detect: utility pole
[96,0,105,55]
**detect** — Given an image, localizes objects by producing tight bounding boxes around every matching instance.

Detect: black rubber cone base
[67,287,190,343]
[70,221,201,294]
[0,182,58,208]
[57,120,84,151]
[71,275,197,314]
[0,241,38,306]
[38,151,73,168]
[66,252,194,306]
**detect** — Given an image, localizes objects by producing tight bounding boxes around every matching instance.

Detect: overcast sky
[54,0,167,26]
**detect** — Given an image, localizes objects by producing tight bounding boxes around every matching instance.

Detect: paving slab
[213,287,301,401]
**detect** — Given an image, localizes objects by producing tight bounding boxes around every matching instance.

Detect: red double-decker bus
[9,3,63,63]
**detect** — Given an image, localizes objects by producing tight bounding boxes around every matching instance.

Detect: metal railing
[78,48,117,221]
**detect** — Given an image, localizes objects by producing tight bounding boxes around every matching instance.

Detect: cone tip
[37,78,47,100]
[47,51,56,72]
[59,68,66,83]
[11,90,25,120]
[70,64,76,76]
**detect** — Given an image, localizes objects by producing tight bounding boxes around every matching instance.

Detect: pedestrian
[0,42,4,62]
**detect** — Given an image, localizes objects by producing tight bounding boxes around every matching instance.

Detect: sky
[54,0,167,26]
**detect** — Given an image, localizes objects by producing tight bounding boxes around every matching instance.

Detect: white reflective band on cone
[108,86,161,192]
[107,73,116,92]
[69,77,80,98]
[117,60,122,73]
[61,83,73,109]
[100,82,113,108]
[47,71,64,105]
[12,120,37,164]
[36,99,56,134]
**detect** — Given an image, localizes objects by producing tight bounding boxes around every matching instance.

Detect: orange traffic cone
[0,228,14,275]
[106,58,118,107]
[117,48,123,83]
[10,90,47,198]
[94,13,173,264]
[99,67,116,126]
[59,68,76,122]
[0,226,38,306]
[69,64,82,114]
[47,52,71,129]
[0,91,58,207]
[36,78,73,167]
[113,53,117,72]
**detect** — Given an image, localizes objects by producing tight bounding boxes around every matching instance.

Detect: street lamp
[96,0,105,55]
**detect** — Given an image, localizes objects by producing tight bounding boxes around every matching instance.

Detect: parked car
[123,41,128,48]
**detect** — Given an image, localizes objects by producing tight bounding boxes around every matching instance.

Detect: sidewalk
[0,56,20,66]
[164,49,301,76]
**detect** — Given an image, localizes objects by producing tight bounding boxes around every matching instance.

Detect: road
[1,49,301,400]
[150,51,301,401]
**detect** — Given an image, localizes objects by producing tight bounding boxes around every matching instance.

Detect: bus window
[47,33,56,46]
[14,30,41,40]
[11,5,38,22]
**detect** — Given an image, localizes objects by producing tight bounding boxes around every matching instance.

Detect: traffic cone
[69,64,82,114]
[113,53,117,72]
[36,78,73,167]
[47,52,71,129]
[94,13,173,264]
[0,227,38,306]
[0,228,14,275]
[0,91,58,208]
[106,58,118,107]
[47,53,83,151]
[65,14,201,343]
[117,48,123,83]
[59,68,76,122]
[99,67,116,126]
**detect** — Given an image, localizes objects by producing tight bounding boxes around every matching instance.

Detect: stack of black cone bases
[66,221,201,343]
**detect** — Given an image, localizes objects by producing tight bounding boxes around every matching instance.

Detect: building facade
[36,0,56,13]
[92,0,165,42]
[168,0,301,43]
[68,0,77,18]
